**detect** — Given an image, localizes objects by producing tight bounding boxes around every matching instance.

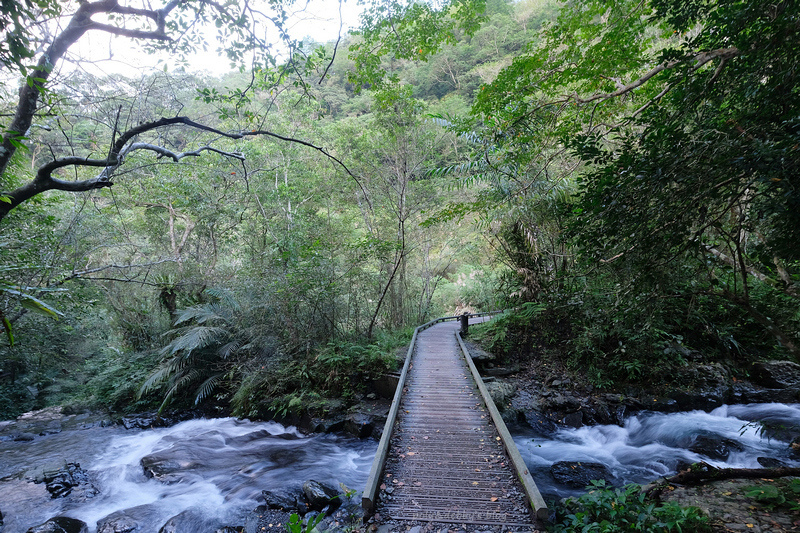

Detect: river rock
[26,516,89,533]
[41,463,93,499]
[158,509,223,533]
[668,364,732,411]
[550,461,615,489]
[757,457,788,468]
[302,480,341,512]
[751,360,800,389]
[484,380,516,410]
[688,434,743,461]
[343,413,376,439]
[97,504,164,532]
[244,505,292,533]
[262,487,304,511]
[140,451,202,483]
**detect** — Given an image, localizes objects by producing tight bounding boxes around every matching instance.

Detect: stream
[0,417,376,533]
[514,402,800,500]
[1,403,798,532]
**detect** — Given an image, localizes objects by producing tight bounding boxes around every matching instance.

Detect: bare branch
[571,47,740,105]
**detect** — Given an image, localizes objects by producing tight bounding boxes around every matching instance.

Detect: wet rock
[96,514,139,533]
[561,411,583,429]
[158,509,222,533]
[302,480,341,512]
[262,488,304,512]
[40,463,95,499]
[689,435,743,461]
[756,457,787,468]
[323,487,363,527]
[730,381,800,404]
[97,505,161,533]
[308,416,346,434]
[751,360,800,389]
[522,411,559,435]
[140,451,202,483]
[243,505,292,533]
[466,342,495,363]
[550,461,615,489]
[26,516,89,533]
[344,413,376,439]
[121,415,161,430]
[13,432,37,441]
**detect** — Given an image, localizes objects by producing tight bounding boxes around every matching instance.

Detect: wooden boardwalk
[364,318,546,529]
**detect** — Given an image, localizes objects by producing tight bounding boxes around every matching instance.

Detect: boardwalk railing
[361,312,501,515]
[361,311,548,521]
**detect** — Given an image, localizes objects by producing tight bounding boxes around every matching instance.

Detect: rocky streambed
[0,410,376,533]
[1,353,799,533]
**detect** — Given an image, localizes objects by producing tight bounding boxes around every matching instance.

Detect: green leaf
[19,294,64,319]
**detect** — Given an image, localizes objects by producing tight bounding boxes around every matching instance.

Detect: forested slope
[0,0,797,418]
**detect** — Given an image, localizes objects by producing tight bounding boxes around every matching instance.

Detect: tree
[0,0,346,222]
[473,0,800,359]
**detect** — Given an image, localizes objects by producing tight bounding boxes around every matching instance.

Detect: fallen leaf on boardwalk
[380,484,387,490]
[490,497,498,502]
[475,468,481,472]
[413,481,422,486]
[472,482,479,485]
[407,451,416,456]
[397,481,405,486]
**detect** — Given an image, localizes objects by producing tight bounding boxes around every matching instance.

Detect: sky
[65,0,366,78]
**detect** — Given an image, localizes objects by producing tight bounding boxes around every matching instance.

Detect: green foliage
[0,0,60,73]
[551,480,711,533]
[744,479,800,512]
[139,288,281,413]
[349,0,488,89]
[285,511,324,533]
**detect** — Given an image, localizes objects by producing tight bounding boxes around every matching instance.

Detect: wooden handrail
[456,330,549,521]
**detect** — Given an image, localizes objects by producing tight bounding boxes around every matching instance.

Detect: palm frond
[203,287,240,311]
[194,373,223,405]
[167,326,229,355]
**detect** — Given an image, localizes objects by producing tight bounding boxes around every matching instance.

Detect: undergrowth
[550,480,711,533]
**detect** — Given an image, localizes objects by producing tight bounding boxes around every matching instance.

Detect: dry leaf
[490,497,498,502]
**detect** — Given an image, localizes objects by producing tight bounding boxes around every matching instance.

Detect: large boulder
[26,517,89,533]
[668,364,732,411]
[751,361,800,389]
[484,380,516,410]
[550,461,615,489]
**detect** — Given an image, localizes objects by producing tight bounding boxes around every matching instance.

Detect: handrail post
[459,312,469,336]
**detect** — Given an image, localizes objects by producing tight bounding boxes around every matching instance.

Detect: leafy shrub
[551,480,711,533]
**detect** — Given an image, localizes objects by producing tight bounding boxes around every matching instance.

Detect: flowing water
[514,402,800,500]
[1,404,799,531]
[0,417,376,533]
